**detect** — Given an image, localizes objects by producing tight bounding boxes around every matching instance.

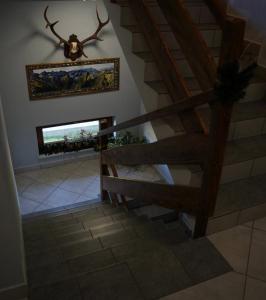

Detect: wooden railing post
[110,164,128,208]
[99,136,110,202]
[194,18,246,238]
[203,0,228,28]
[99,118,112,203]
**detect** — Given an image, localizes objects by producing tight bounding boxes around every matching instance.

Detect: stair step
[225,134,266,166]
[190,133,266,186]
[134,204,179,223]
[23,201,233,299]
[134,47,220,63]
[126,23,222,50]
[90,222,125,238]
[120,1,213,28]
[200,172,266,234]
[145,79,202,95]
[116,0,206,8]
[132,31,221,54]
[197,99,266,139]
[123,22,220,33]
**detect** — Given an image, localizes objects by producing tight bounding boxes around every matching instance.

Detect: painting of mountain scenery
[26,58,119,100]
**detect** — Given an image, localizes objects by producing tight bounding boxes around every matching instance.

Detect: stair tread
[123,23,220,34]
[233,99,266,121]
[23,200,232,299]
[215,172,266,216]
[225,134,266,166]
[134,47,221,62]
[197,99,266,129]
[145,78,201,94]
[117,0,206,8]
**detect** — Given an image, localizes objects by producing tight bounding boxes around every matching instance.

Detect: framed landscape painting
[26,58,120,100]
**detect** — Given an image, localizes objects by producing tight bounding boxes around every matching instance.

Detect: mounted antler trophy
[44,6,110,61]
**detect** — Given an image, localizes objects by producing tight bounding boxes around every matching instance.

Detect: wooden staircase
[100,0,266,237]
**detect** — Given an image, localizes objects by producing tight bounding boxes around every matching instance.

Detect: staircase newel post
[194,17,246,238]
[99,119,111,203]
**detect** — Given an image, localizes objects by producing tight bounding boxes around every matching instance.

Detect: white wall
[0,97,26,296]
[228,0,266,66]
[229,0,266,31]
[0,0,142,170]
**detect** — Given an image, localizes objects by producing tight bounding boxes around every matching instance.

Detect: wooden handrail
[128,0,203,133]
[102,134,208,166]
[98,90,215,137]
[102,176,200,213]
[105,0,248,239]
[157,0,217,91]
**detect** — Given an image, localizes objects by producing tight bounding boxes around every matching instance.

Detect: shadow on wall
[228,0,266,65]
[228,0,266,40]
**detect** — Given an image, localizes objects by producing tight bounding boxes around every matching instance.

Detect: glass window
[42,120,99,144]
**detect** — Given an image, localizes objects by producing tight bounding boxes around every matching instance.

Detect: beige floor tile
[36,168,69,187]
[160,272,245,300]
[248,229,266,281]
[34,202,56,213]
[254,217,266,231]
[15,174,35,194]
[19,196,40,215]
[244,277,266,299]
[53,161,83,174]
[72,166,98,177]
[45,188,80,208]
[18,159,160,214]
[76,195,97,204]
[59,175,92,194]
[22,182,56,202]
[208,225,252,274]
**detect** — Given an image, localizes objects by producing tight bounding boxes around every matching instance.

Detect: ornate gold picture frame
[26,58,120,100]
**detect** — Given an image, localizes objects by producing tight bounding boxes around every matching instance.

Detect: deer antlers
[44,6,67,46]
[44,6,110,60]
[81,9,110,44]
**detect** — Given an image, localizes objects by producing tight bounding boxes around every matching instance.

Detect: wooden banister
[194,17,246,238]
[105,0,248,239]
[203,0,228,27]
[98,90,215,137]
[219,17,246,66]
[102,134,208,166]
[128,0,203,133]
[102,176,200,213]
[157,0,217,91]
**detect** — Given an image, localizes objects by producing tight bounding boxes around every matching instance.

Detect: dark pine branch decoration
[215,60,257,103]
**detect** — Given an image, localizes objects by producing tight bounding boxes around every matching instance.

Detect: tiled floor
[162,217,266,299]
[16,157,161,215]
[23,204,231,300]
[18,158,266,299]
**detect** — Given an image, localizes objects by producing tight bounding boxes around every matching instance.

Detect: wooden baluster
[99,135,111,203]
[99,118,113,203]
[110,164,128,208]
[106,164,120,207]
[194,18,246,238]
